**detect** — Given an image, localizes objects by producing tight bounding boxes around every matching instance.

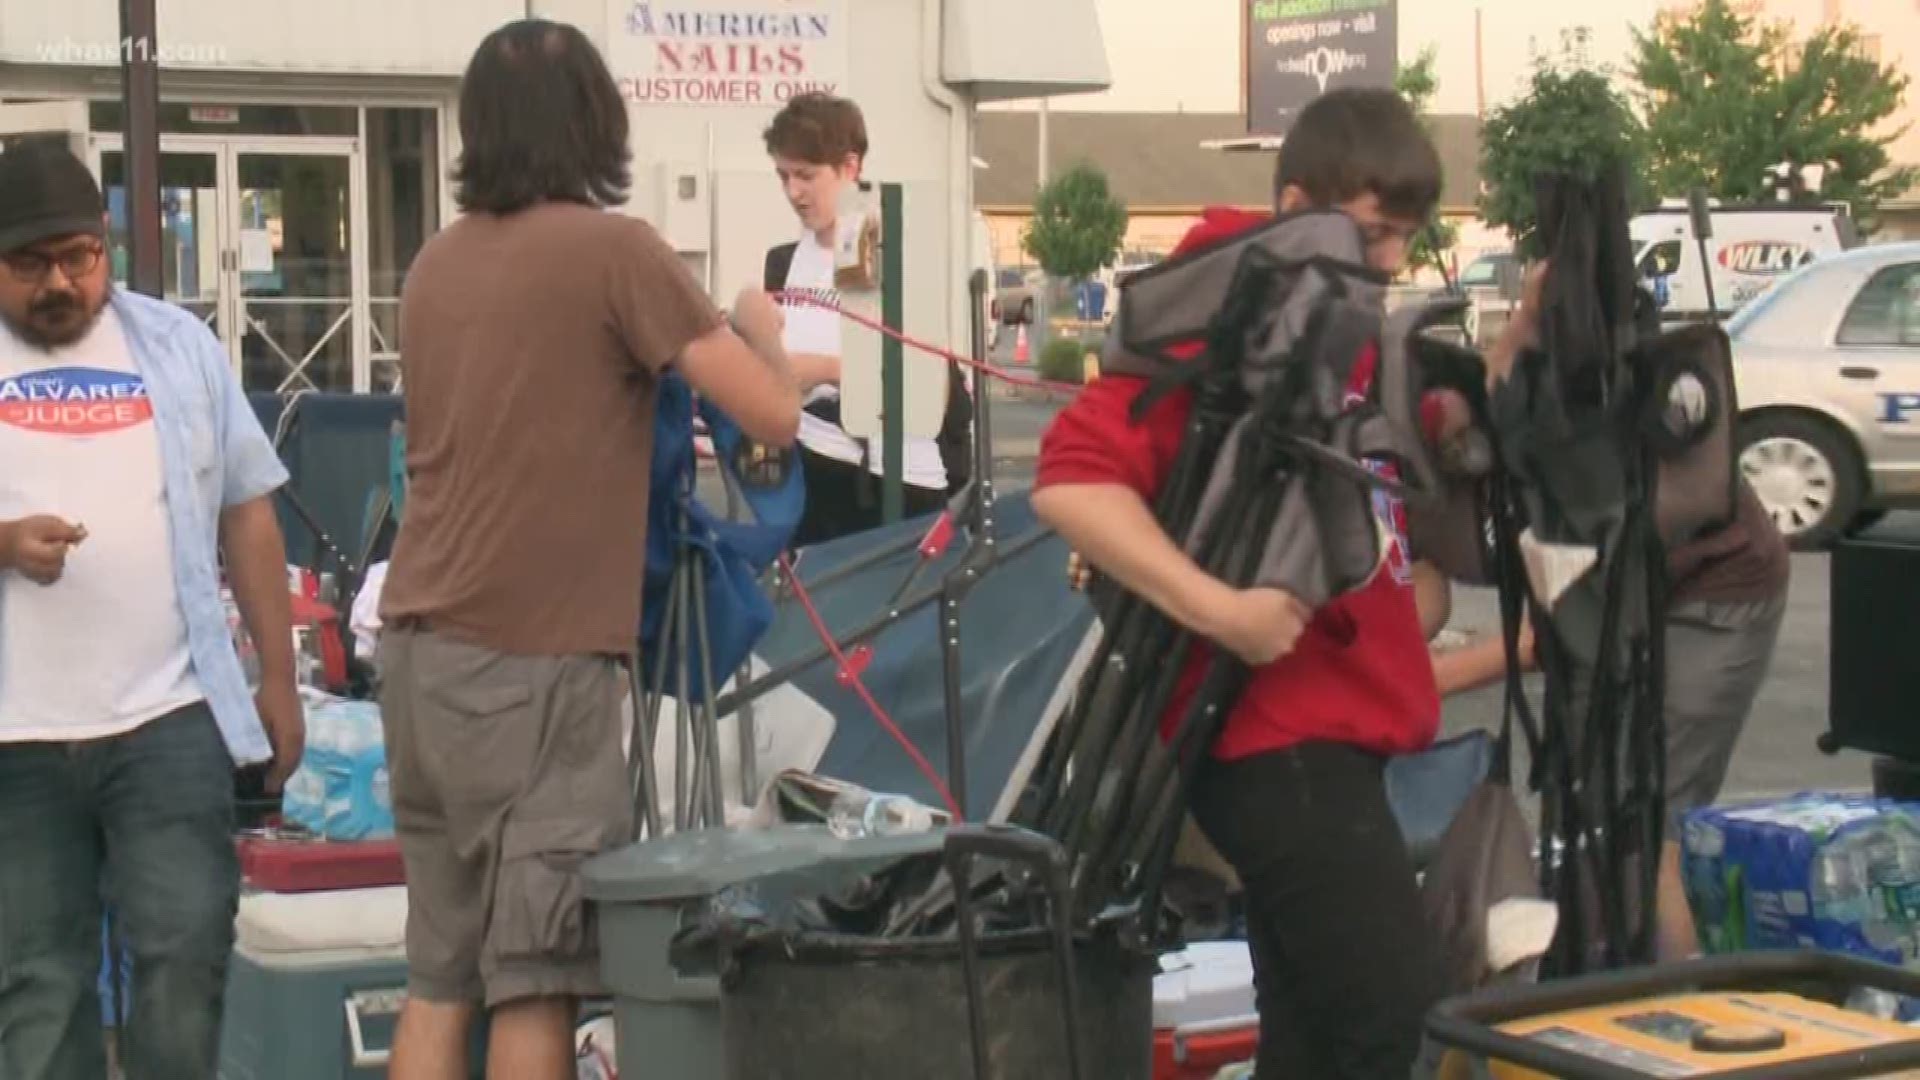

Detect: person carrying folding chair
[1431,270,1790,964]
[1033,89,1470,1079]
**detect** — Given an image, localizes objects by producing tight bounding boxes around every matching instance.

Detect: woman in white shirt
[761,93,969,547]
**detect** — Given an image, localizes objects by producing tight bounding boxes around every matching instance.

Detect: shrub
[1038,337,1088,385]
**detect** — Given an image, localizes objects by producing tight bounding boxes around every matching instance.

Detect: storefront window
[366,108,439,391]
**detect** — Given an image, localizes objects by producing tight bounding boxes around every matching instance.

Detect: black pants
[792,445,947,549]
[1190,741,1442,1079]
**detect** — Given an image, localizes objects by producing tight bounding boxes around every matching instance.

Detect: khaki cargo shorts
[376,625,633,1008]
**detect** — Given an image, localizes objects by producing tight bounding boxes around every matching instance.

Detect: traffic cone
[1014,324,1030,365]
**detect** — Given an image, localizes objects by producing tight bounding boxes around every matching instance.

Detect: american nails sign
[612,1,849,107]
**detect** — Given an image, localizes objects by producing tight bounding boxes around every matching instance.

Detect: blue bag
[639,373,805,700]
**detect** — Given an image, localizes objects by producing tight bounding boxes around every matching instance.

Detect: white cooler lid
[1153,940,1257,1032]
[234,887,409,964]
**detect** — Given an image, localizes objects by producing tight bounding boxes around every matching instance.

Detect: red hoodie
[1035,208,1440,761]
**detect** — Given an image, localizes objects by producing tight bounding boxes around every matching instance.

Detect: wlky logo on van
[1717,241,1813,276]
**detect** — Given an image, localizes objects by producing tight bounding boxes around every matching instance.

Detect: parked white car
[1728,241,1920,546]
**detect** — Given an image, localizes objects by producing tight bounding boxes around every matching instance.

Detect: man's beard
[4,287,105,351]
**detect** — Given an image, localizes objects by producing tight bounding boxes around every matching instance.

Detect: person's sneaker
[1213,1064,1255,1080]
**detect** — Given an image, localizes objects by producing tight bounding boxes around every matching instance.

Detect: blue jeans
[0,702,240,1080]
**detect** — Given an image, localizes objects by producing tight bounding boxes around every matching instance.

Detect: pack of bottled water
[280,699,394,842]
[1683,793,1920,1018]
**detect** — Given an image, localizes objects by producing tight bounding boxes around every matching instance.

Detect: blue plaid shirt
[110,289,289,764]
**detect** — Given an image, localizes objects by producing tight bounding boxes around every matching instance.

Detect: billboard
[1246,0,1398,137]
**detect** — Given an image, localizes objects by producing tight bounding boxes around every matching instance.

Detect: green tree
[1632,0,1916,231]
[1395,46,1459,276]
[1022,162,1128,282]
[1480,29,1649,255]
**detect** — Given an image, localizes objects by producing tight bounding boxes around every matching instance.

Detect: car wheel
[1020,298,1035,324]
[1737,413,1864,550]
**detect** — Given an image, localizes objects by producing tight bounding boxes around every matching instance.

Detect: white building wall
[0,0,523,73]
[1,0,1106,386]
[532,0,979,425]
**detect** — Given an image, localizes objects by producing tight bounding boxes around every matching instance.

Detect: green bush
[1038,337,1088,385]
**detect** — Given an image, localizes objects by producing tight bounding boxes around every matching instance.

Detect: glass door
[232,144,365,393]
[90,134,368,393]
[97,146,225,337]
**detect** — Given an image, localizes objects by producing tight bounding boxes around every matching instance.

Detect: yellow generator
[1423,951,1920,1079]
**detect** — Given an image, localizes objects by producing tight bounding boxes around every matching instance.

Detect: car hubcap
[1740,437,1836,536]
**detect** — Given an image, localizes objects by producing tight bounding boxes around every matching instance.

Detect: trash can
[718,926,1154,1079]
[671,824,1156,1080]
[583,825,952,1080]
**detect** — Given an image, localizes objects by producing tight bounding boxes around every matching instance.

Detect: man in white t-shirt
[761,93,967,546]
[0,139,301,1078]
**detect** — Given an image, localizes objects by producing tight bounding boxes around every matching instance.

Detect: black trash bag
[667,846,1044,979]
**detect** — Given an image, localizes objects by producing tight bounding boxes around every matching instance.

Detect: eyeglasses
[3,242,104,285]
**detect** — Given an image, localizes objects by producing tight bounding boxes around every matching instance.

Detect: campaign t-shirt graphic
[0,367,154,436]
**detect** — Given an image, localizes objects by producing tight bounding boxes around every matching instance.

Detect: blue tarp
[752,494,1093,818]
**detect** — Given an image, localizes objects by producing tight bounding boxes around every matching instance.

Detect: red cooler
[239,834,405,893]
[1152,941,1258,1079]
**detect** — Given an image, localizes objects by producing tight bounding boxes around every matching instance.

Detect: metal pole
[120,0,163,298]
[881,183,905,523]
[1474,7,1487,121]
[940,588,968,819]
[968,271,997,531]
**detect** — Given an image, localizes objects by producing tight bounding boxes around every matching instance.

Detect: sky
[1007,0,1668,117]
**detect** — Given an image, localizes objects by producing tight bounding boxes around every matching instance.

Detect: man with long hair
[377,20,799,1078]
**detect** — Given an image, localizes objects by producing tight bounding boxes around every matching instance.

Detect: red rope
[773,290,1085,396]
[720,294,1071,824]
[776,552,965,821]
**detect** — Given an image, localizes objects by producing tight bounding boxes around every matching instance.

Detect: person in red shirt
[1034,89,1449,1078]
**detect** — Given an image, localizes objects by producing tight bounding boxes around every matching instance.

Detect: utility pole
[1474,6,1487,120]
[120,0,163,298]
[1037,96,1051,190]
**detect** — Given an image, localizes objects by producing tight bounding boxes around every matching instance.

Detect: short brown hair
[1273,88,1442,222]
[762,93,869,166]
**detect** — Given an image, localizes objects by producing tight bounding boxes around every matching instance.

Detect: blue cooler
[217,887,421,1079]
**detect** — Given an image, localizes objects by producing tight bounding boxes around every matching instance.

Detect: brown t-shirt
[380,202,723,657]
[1668,480,1792,605]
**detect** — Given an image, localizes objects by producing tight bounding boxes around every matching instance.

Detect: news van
[1632,201,1858,321]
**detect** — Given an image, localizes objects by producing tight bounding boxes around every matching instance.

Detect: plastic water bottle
[1682,815,1733,953]
[826,791,935,840]
[1863,814,1920,962]
[1810,832,1874,939]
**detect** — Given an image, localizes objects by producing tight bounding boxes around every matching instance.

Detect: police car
[1728,241,1920,547]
